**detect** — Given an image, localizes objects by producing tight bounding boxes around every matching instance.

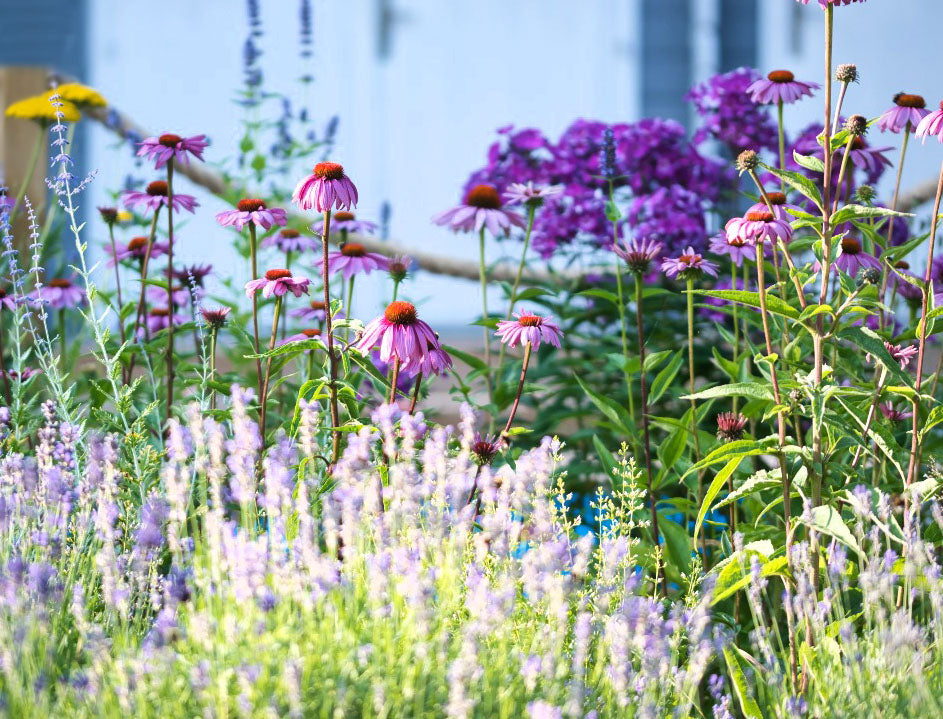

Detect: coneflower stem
[832,79,850,135]
[851,365,887,469]
[906,159,943,489]
[345,276,355,340]
[879,127,911,332]
[106,223,126,347]
[634,276,661,578]
[408,371,423,415]
[831,134,855,215]
[615,258,636,429]
[321,210,342,463]
[731,263,740,415]
[685,278,703,558]
[248,223,263,410]
[496,205,535,380]
[58,309,65,364]
[131,208,162,341]
[477,227,493,405]
[777,100,786,193]
[259,295,283,441]
[165,158,176,422]
[502,341,531,439]
[392,279,401,303]
[388,357,401,405]
[209,328,218,411]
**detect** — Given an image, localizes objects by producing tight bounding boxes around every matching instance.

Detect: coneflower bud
[200,307,231,330]
[716,412,748,442]
[835,63,858,84]
[859,267,882,286]
[735,150,759,173]
[855,185,876,203]
[98,207,118,225]
[845,114,868,136]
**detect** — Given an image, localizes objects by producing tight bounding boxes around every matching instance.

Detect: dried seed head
[735,150,759,172]
[845,114,868,136]
[835,64,858,84]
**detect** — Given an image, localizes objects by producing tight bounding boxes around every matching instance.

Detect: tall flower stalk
[164,158,176,419]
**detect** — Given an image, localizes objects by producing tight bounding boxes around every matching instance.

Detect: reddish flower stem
[165,158,176,423]
[322,210,342,462]
[502,341,531,439]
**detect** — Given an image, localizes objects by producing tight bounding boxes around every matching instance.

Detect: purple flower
[413,346,453,377]
[122,181,199,215]
[503,182,563,208]
[137,133,208,169]
[916,101,943,143]
[878,94,930,134]
[716,412,748,442]
[747,70,819,105]
[745,191,799,222]
[432,184,526,236]
[200,306,231,329]
[613,238,663,274]
[174,264,213,287]
[879,402,911,422]
[797,0,866,6]
[277,328,324,347]
[828,237,881,276]
[627,185,709,254]
[662,247,719,281]
[318,242,390,280]
[289,300,330,323]
[356,301,442,372]
[147,284,190,308]
[0,288,17,311]
[292,161,358,212]
[331,211,378,235]
[244,269,311,299]
[495,310,563,350]
[4,368,39,381]
[725,210,793,246]
[686,68,778,152]
[884,341,917,369]
[108,236,168,265]
[32,278,84,310]
[709,232,756,267]
[142,307,185,335]
[215,198,287,230]
[261,228,318,254]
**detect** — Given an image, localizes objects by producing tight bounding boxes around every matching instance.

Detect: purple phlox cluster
[687,67,778,152]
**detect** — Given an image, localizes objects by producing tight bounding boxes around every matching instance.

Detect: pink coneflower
[746,191,798,222]
[4,368,39,382]
[797,0,867,7]
[877,93,930,134]
[387,255,415,283]
[613,238,663,274]
[319,242,390,280]
[470,433,501,466]
[879,402,911,423]
[331,211,378,235]
[725,210,793,246]
[355,301,441,372]
[830,237,881,276]
[916,101,943,142]
[289,300,331,323]
[747,70,819,105]
[846,136,893,177]
[97,206,118,225]
[122,181,198,215]
[147,284,190,308]
[137,133,208,169]
[215,198,287,230]
[200,306,231,329]
[0,288,17,312]
[142,307,185,336]
[244,269,311,299]
[503,182,564,208]
[884,340,918,369]
[716,412,748,442]
[278,328,324,347]
[108,236,168,266]
[292,161,358,212]
[31,278,84,310]
[495,310,563,350]
[661,247,719,281]
[261,228,318,254]
[709,231,756,267]
[414,346,453,377]
[432,184,526,236]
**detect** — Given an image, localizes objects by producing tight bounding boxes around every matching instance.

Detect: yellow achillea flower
[53,83,107,108]
[116,210,133,224]
[5,95,81,123]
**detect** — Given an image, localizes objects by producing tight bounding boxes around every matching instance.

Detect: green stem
[502,341,532,439]
[496,205,536,380]
[248,223,263,409]
[345,275,355,340]
[635,276,661,584]
[777,100,786,194]
[731,263,740,415]
[615,258,635,427]
[392,279,401,303]
[9,127,44,223]
[209,329,218,411]
[879,127,911,332]
[165,158,176,424]
[58,309,65,365]
[685,277,703,557]
[321,210,342,463]
[259,296,283,441]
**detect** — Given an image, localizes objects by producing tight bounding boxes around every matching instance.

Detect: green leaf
[694,456,744,542]
[512,287,549,302]
[792,150,825,174]
[831,203,910,227]
[764,164,823,209]
[574,375,632,434]
[683,382,774,403]
[442,344,487,372]
[658,512,691,574]
[712,555,789,606]
[807,505,860,555]
[649,350,683,405]
[578,288,621,305]
[836,326,912,388]
[723,646,764,719]
[695,289,800,320]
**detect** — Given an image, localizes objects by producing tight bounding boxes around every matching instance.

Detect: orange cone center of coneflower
[310,300,327,310]
[766,192,787,205]
[280,229,300,239]
[896,260,911,270]
[385,300,417,325]
[341,243,366,257]
[465,184,502,209]
[768,70,795,83]
[746,211,774,223]
[894,93,926,109]
[301,329,321,337]
[335,211,355,222]
[146,181,168,196]
[851,137,867,150]
[265,269,292,281]
[158,133,183,147]
[128,237,148,251]
[841,238,862,254]
[679,253,700,264]
[48,279,72,288]
[518,314,543,327]
[313,162,344,180]
[237,198,266,212]
[151,308,170,317]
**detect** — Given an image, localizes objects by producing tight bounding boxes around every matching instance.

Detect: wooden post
[0,66,50,247]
